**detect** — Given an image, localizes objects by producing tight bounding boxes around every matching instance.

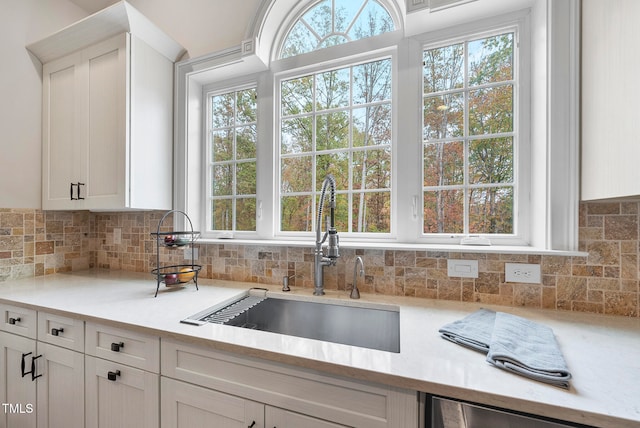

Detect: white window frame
[204,83,260,238]
[174,0,580,252]
[413,18,530,246]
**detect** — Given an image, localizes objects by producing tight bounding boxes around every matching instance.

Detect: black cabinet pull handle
[110,342,124,352]
[21,352,32,377]
[77,182,85,200]
[248,422,256,428]
[9,317,21,325]
[51,327,64,336]
[70,183,77,200]
[31,355,42,381]
[107,370,121,381]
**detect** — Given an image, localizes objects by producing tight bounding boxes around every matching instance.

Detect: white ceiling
[69,0,118,14]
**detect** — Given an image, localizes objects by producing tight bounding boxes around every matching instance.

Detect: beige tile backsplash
[1,202,638,317]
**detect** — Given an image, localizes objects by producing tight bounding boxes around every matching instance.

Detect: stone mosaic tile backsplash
[1,203,638,317]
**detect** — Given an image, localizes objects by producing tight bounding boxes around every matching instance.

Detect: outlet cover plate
[505,263,541,284]
[447,259,479,278]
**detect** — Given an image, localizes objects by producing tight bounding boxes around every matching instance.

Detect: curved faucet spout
[351,256,364,299]
[314,175,340,296]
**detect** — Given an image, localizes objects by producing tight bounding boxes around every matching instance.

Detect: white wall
[0,0,87,208]
[0,0,259,209]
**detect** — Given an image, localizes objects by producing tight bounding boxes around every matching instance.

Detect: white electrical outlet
[505,263,541,284]
[447,259,479,278]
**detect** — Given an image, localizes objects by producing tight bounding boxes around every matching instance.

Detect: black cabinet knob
[110,342,124,352]
[51,327,64,336]
[107,370,121,381]
[8,317,21,325]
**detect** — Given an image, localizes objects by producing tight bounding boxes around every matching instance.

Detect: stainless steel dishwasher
[426,395,593,428]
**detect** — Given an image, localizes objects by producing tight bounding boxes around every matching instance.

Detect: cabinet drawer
[37,311,84,352]
[85,323,159,372]
[162,339,418,428]
[0,303,37,338]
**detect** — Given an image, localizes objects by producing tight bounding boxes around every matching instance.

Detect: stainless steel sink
[183,294,400,353]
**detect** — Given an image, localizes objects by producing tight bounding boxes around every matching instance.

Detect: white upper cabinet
[27,1,185,210]
[581,0,640,201]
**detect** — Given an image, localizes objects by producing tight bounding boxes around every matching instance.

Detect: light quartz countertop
[0,269,638,428]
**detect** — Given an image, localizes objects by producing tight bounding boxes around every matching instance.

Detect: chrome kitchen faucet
[313,175,340,296]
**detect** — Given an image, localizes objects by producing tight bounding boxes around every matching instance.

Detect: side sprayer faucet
[351,256,364,299]
[313,175,340,296]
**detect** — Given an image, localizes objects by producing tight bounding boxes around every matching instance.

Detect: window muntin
[422,31,516,236]
[279,0,394,59]
[208,87,258,232]
[279,57,392,234]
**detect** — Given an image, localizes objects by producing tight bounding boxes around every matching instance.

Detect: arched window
[279,0,395,58]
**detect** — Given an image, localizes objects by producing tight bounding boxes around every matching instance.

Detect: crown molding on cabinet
[26,0,185,64]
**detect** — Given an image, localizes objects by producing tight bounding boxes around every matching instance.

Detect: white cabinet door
[35,342,84,428]
[0,332,37,428]
[161,377,264,428]
[82,35,127,209]
[85,356,159,428]
[42,51,84,210]
[266,406,349,428]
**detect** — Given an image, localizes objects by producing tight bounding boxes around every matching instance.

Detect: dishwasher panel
[429,396,588,428]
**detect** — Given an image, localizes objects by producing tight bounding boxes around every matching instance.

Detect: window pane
[424,190,464,234]
[316,112,349,150]
[469,33,513,86]
[317,152,349,190]
[423,93,464,140]
[281,77,313,116]
[282,117,313,154]
[423,43,464,93]
[212,164,233,196]
[353,148,391,190]
[280,21,318,58]
[469,137,513,184]
[424,141,464,187]
[212,199,233,231]
[317,68,350,110]
[353,105,391,147]
[347,0,394,39]
[352,191,390,233]
[281,156,312,193]
[302,0,332,40]
[211,93,234,128]
[353,59,392,104]
[236,198,257,231]
[281,195,313,231]
[469,84,513,135]
[236,88,257,124]
[469,187,513,234]
[237,162,256,195]
[237,125,256,159]
[212,129,233,162]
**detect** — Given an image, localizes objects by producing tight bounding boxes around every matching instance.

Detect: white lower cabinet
[0,332,37,428]
[85,356,159,428]
[0,308,84,428]
[35,342,84,428]
[85,322,161,428]
[161,377,264,428]
[161,338,419,428]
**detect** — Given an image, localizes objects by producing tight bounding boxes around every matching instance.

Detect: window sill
[194,237,587,257]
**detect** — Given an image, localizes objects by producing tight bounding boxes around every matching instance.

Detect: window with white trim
[177,0,580,251]
[207,86,258,232]
[422,31,518,237]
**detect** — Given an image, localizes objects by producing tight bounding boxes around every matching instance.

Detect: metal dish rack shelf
[150,210,201,297]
